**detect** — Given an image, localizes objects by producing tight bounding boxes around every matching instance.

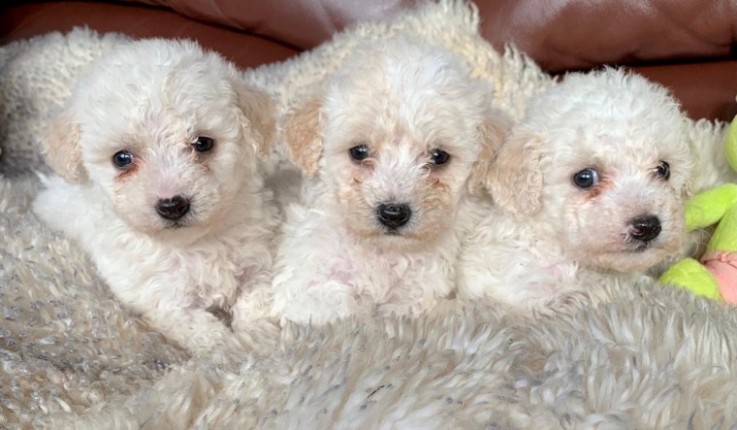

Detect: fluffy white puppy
[457,68,694,313]
[33,39,278,352]
[271,37,510,325]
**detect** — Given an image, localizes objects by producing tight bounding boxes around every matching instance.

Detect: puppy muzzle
[376,202,412,230]
[156,195,191,221]
[628,215,661,244]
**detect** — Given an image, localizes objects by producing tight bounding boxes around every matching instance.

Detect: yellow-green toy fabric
[660,115,737,302]
[661,258,722,300]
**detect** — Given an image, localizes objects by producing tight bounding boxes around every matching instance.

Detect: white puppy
[271,37,510,325]
[457,68,694,313]
[33,39,278,352]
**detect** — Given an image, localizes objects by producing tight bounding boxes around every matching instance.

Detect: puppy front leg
[272,273,361,326]
[271,209,365,325]
[143,305,240,355]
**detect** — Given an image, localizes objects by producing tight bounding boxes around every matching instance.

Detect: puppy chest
[108,251,243,303]
[352,252,452,301]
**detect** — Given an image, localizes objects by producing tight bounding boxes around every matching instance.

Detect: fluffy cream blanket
[2,1,737,428]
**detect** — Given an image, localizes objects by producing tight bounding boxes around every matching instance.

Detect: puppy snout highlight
[377,203,412,229]
[628,215,661,243]
[155,195,191,220]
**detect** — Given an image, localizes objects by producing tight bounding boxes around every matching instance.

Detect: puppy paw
[274,279,359,326]
[147,308,239,355]
[540,290,592,316]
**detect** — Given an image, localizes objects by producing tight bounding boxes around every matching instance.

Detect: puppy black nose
[629,215,661,243]
[377,203,412,228]
[156,196,190,220]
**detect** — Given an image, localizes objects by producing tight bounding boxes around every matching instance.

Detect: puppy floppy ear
[41,108,86,183]
[467,107,513,194]
[233,81,276,160]
[282,98,323,177]
[487,130,544,215]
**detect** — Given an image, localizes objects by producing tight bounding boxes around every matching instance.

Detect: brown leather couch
[2,0,737,122]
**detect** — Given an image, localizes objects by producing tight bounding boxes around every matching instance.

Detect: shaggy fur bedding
[2,1,737,428]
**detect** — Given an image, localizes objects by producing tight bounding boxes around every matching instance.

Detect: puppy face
[490,69,693,272]
[43,39,275,242]
[285,38,509,251]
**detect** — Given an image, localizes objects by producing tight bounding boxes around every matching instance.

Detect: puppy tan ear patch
[233,82,276,159]
[41,110,86,182]
[467,108,513,194]
[488,131,544,215]
[283,98,323,177]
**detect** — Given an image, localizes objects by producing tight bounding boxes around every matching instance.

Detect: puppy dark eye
[572,168,599,189]
[193,136,215,152]
[654,161,670,180]
[112,150,134,169]
[349,144,370,162]
[429,149,451,165]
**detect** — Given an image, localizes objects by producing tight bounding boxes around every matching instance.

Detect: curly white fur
[2,2,736,426]
[32,39,280,353]
[270,36,510,325]
[458,68,695,313]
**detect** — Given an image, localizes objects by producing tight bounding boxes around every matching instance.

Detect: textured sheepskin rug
[2,1,737,428]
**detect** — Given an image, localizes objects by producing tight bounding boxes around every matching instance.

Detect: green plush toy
[660,115,737,303]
